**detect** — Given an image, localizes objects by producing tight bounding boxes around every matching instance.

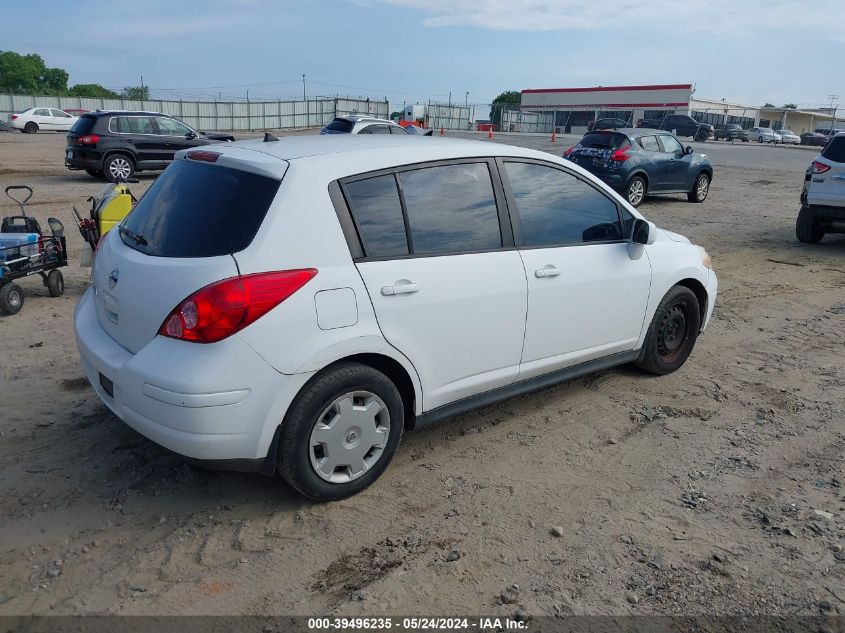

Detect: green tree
[0,50,68,94]
[69,83,119,98]
[490,90,521,125]
[121,85,150,100]
[763,102,775,108]
[782,103,797,109]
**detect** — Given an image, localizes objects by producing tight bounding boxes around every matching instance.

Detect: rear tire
[104,154,134,182]
[47,269,64,297]
[0,283,24,315]
[24,122,38,134]
[636,285,701,375]
[687,172,710,203]
[278,362,404,501]
[625,176,647,207]
[795,206,824,243]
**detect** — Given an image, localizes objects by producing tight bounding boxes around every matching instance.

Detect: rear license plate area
[99,373,114,398]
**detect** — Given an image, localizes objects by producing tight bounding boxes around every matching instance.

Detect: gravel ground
[0,130,842,618]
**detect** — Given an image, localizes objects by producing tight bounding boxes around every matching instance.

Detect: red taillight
[11,114,18,120]
[158,269,318,343]
[563,145,575,158]
[79,134,100,145]
[187,150,220,162]
[611,145,632,162]
[812,161,831,174]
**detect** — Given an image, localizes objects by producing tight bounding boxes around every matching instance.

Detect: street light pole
[303,74,306,101]
[828,94,839,133]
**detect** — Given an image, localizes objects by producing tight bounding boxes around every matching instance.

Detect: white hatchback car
[74,135,717,500]
[10,107,78,133]
[321,115,410,135]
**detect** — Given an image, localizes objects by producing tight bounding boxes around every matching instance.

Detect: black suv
[638,114,714,141]
[65,111,235,181]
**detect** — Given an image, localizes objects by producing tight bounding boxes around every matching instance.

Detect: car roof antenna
[263,131,280,142]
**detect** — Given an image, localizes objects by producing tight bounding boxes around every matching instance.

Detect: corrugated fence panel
[0,94,389,131]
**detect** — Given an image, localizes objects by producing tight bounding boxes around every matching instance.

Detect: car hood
[658,228,692,244]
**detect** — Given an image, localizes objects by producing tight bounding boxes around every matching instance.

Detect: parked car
[713,124,749,142]
[801,132,828,147]
[10,107,78,133]
[748,127,781,143]
[64,111,235,182]
[0,118,9,132]
[563,129,713,207]
[796,131,845,242]
[320,115,410,135]
[638,114,714,141]
[777,129,801,145]
[74,135,717,500]
[587,118,630,131]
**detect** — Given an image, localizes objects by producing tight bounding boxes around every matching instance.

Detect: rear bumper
[804,204,845,221]
[74,286,313,463]
[65,148,102,171]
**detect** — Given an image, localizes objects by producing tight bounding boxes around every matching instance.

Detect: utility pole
[465,91,469,107]
[302,74,306,101]
[828,94,839,133]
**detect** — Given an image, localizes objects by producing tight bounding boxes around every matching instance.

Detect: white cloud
[369,0,844,38]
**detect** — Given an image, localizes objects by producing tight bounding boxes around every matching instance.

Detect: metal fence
[0,93,389,131]
[424,103,471,131]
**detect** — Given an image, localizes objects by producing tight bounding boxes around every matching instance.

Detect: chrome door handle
[381,280,419,296]
[534,266,561,278]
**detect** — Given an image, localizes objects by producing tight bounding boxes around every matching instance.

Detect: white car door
[344,160,528,410]
[499,159,652,380]
[32,108,53,130]
[50,109,74,131]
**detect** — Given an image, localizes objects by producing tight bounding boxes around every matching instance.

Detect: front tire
[636,285,701,375]
[795,206,824,243]
[104,154,135,182]
[687,172,710,203]
[24,122,38,134]
[625,175,647,207]
[47,269,64,297]
[0,283,24,315]
[279,363,404,501]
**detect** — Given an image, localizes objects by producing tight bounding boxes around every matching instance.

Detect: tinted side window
[364,125,390,134]
[127,117,155,134]
[822,137,845,163]
[638,135,659,152]
[156,117,192,136]
[504,162,622,247]
[345,175,409,258]
[399,163,501,255]
[34,109,50,116]
[325,118,353,133]
[658,135,683,154]
[389,125,409,134]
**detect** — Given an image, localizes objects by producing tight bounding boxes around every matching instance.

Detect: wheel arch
[103,149,137,170]
[676,277,708,329]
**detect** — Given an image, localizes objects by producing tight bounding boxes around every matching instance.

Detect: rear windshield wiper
[119,225,148,246]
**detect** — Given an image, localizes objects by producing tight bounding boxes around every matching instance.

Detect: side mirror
[631,218,657,245]
[684,145,694,155]
[186,131,197,139]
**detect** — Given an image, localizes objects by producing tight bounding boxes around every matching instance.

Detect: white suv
[797,132,845,242]
[321,115,409,135]
[74,135,717,500]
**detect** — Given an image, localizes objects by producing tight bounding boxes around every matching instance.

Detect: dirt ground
[0,130,842,619]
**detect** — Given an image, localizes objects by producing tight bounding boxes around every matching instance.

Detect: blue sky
[2,0,843,111]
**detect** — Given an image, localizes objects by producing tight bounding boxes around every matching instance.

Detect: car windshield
[578,132,629,150]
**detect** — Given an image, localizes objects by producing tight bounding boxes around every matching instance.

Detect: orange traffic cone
[440,127,445,136]
[487,128,493,140]
[551,128,557,142]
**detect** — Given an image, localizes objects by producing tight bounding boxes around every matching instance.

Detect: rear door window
[362,125,390,134]
[120,160,281,257]
[389,125,409,134]
[344,175,409,258]
[399,163,501,255]
[638,135,659,152]
[821,137,845,163]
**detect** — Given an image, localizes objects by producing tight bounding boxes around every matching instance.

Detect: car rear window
[70,116,96,135]
[119,160,281,258]
[579,132,629,150]
[325,118,353,133]
[821,137,845,163]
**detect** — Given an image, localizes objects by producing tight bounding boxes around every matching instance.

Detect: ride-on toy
[0,186,67,315]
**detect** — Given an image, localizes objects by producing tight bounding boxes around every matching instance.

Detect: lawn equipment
[74,179,138,260]
[0,186,68,316]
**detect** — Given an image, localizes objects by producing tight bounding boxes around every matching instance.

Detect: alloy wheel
[109,158,132,180]
[696,176,709,201]
[628,179,645,206]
